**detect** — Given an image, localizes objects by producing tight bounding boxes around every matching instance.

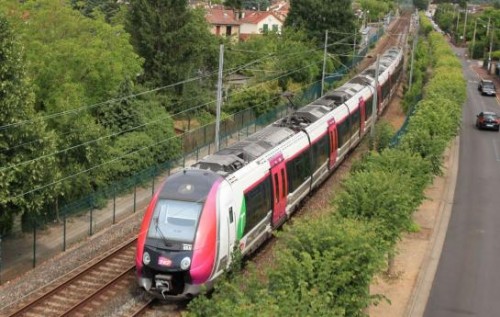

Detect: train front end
[136,169,222,299]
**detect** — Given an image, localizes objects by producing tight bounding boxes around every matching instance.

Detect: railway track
[4,239,138,317]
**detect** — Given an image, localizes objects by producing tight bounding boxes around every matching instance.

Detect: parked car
[478,79,497,96]
[476,111,500,131]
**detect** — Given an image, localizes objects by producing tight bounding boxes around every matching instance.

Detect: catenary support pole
[321,30,329,96]
[215,44,224,152]
[371,54,380,139]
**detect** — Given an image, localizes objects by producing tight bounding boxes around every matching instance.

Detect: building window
[263,24,269,32]
[272,24,278,32]
[226,26,232,36]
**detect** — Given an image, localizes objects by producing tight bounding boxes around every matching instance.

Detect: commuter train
[136,46,404,299]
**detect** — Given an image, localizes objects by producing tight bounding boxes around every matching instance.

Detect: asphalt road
[424,48,500,316]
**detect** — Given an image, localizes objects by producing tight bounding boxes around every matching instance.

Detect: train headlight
[180,257,191,270]
[143,252,151,265]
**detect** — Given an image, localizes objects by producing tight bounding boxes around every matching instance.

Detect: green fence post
[152,167,156,196]
[33,218,36,268]
[133,178,137,213]
[63,209,67,251]
[89,198,93,236]
[113,186,116,224]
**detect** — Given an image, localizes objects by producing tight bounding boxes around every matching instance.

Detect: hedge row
[186,14,465,317]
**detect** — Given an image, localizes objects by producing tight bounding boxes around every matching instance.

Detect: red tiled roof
[205,8,240,25]
[240,11,283,24]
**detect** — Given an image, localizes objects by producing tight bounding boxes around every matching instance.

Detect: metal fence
[0,24,387,285]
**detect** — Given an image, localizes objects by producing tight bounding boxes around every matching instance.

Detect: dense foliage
[285,0,357,61]
[0,15,58,234]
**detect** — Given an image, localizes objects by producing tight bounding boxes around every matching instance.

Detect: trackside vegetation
[185,13,465,316]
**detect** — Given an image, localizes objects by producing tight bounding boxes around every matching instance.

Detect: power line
[1,58,328,174]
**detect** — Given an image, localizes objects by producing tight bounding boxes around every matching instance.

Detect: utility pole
[472,20,477,58]
[353,27,357,62]
[215,44,224,152]
[371,54,380,139]
[463,3,468,45]
[488,26,494,73]
[409,34,417,89]
[321,30,328,96]
[487,17,491,37]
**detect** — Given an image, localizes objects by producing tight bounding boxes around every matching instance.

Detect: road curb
[405,136,459,317]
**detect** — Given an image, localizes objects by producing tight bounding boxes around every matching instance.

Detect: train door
[269,153,288,227]
[328,118,338,169]
[217,181,236,270]
[359,97,366,133]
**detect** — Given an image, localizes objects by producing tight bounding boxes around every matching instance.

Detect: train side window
[243,176,272,235]
[229,207,234,223]
[311,134,329,171]
[337,119,349,147]
[286,150,311,193]
[351,108,360,134]
[365,96,373,118]
[274,173,279,203]
[280,169,286,198]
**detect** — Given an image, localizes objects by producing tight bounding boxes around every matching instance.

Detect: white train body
[136,47,404,299]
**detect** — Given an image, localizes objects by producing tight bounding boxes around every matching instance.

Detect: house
[239,11,284,41]
[205,6,241,40]
[269,0,290,20]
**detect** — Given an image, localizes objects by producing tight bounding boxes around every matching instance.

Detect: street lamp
[488,25,494,73]
[471,18,488,59]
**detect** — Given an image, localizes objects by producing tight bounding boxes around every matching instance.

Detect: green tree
[70,0,124,23]
[0,15,58,234]
[126,0,218,95]
[0,0,170,218]
[285,0,357,60]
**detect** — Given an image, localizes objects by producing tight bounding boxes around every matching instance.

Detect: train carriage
[136,46,403,300]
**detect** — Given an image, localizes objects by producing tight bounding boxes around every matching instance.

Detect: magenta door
[359,97,366,133]
[328,119,338,169]
[269,153,287,227]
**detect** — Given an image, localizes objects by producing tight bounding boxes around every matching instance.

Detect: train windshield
[147,199,202,243]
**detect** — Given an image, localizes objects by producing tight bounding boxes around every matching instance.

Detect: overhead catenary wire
[1,32,356,134]
[2,33,364,155]
[1,57,330,174]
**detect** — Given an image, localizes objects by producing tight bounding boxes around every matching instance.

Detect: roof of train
[192,47,402,176]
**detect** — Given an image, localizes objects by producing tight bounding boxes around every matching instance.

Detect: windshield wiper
[154,217,170,247]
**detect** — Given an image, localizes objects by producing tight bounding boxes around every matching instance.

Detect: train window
[147,199,202,243]
[351,108,361,135]
[365,96,374,118]
[280,169,286,198]
[274,173,279,203]
[382,80,390,100]
[286,150,311,193]
[311,135,329,171]
[337,119,350,148]
[229,207,234,223]
[244,176,272,235]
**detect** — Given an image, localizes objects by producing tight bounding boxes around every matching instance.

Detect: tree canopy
[126,0,219,93]
[0,14,58,234]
